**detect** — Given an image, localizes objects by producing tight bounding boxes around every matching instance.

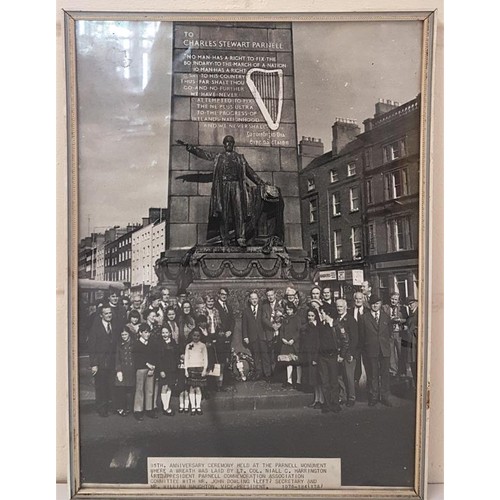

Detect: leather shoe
[134,412,144,421]
[196,408,203,415]
[346,400,355,407]
[331,405,342,413]
[146,410,158,419]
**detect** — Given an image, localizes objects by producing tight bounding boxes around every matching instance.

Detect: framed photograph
[58,2,440,498]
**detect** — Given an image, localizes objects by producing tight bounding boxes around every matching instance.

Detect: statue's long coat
[186,145,262,223]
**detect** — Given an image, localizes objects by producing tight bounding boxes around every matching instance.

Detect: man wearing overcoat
[317,306,349,414]
[335,298,359,406]
[358,295,394,406]
[178,135,265,247]
[214,287,236,390]
[242,291,269,380]
[88,305,117,417]
[261,288,282,379]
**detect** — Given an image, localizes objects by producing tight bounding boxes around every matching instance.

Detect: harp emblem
[246,68,284,131]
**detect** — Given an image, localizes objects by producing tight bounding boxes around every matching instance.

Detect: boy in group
[133,323,158,421]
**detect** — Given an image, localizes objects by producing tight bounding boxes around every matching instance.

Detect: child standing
[157,326,179,416]
[279,303,302,389]
[184,330,208,416]
[114,329,136,416]
[132,323,158,421]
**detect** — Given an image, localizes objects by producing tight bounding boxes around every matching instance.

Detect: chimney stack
[299,136,325,169]
[331,118,360,155]
[374,98,399,117]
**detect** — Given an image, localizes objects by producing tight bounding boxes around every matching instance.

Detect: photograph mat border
[63,8,437,500]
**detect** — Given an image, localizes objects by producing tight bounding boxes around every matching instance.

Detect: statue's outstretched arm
[176,139,215,161]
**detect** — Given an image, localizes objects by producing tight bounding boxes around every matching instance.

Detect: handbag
[207,348,221,377]
[207,363,221,377]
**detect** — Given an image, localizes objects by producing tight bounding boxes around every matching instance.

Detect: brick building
[131,208,168,293]
[78,233,105,279]
[299,95,421,302]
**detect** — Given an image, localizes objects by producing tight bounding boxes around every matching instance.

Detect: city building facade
[299,96,421,303]
[131,208,168,293]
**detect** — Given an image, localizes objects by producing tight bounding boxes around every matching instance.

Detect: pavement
[78,355,417,488]
[79,400,416,487]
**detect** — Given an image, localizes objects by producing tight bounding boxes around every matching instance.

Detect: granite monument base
[156,246,313,295]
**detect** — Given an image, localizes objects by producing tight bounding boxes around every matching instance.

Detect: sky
[76,20,422,238]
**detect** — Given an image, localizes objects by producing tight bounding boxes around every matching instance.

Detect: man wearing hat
[401,297,418,386]
[358,295,393,406]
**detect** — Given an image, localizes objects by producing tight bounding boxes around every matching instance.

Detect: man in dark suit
[317,306,349,414]
[106,286,128,335]
[352,291,367,387]
[335,298,359,407]
[261,288,282,378]
[214,287,235,390]
[359,295,393,406]
[88,305,117,417]
[382,292,409,377]
[242,291,269,380]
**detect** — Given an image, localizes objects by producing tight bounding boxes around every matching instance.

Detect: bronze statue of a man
[177,136,265,247]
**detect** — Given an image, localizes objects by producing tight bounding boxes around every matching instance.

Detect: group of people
[85,280,418,419]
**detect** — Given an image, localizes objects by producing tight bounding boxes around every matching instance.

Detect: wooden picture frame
[57,1,441,498]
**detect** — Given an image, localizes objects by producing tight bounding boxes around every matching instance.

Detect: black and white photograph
[65,9,436,498]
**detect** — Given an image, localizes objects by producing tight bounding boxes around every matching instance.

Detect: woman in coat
[178,301,196,348]
[114,328,136,416]
[300,308,324,408]
[279,302,302,389]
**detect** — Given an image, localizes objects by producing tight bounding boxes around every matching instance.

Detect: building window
[311,234,319,263]
[366,179,373,205]
[349,187,360,211]
[394,274,409,300]
[387,216,413,252]
[332,192,341,216]
[363,149,371,168]
[351,226,362,260]
[307,178,316,191]
[383,138,407,163]
[368,223,377,254]
[385,168,409,199]
[347,162,356,177]
[333,230,342,261]
[330,169,339,183]
[309,199,318,223]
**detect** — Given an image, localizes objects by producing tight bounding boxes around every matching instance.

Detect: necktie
[106,322,111,334]
[375,313,379,324]
[252,306,257,318]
